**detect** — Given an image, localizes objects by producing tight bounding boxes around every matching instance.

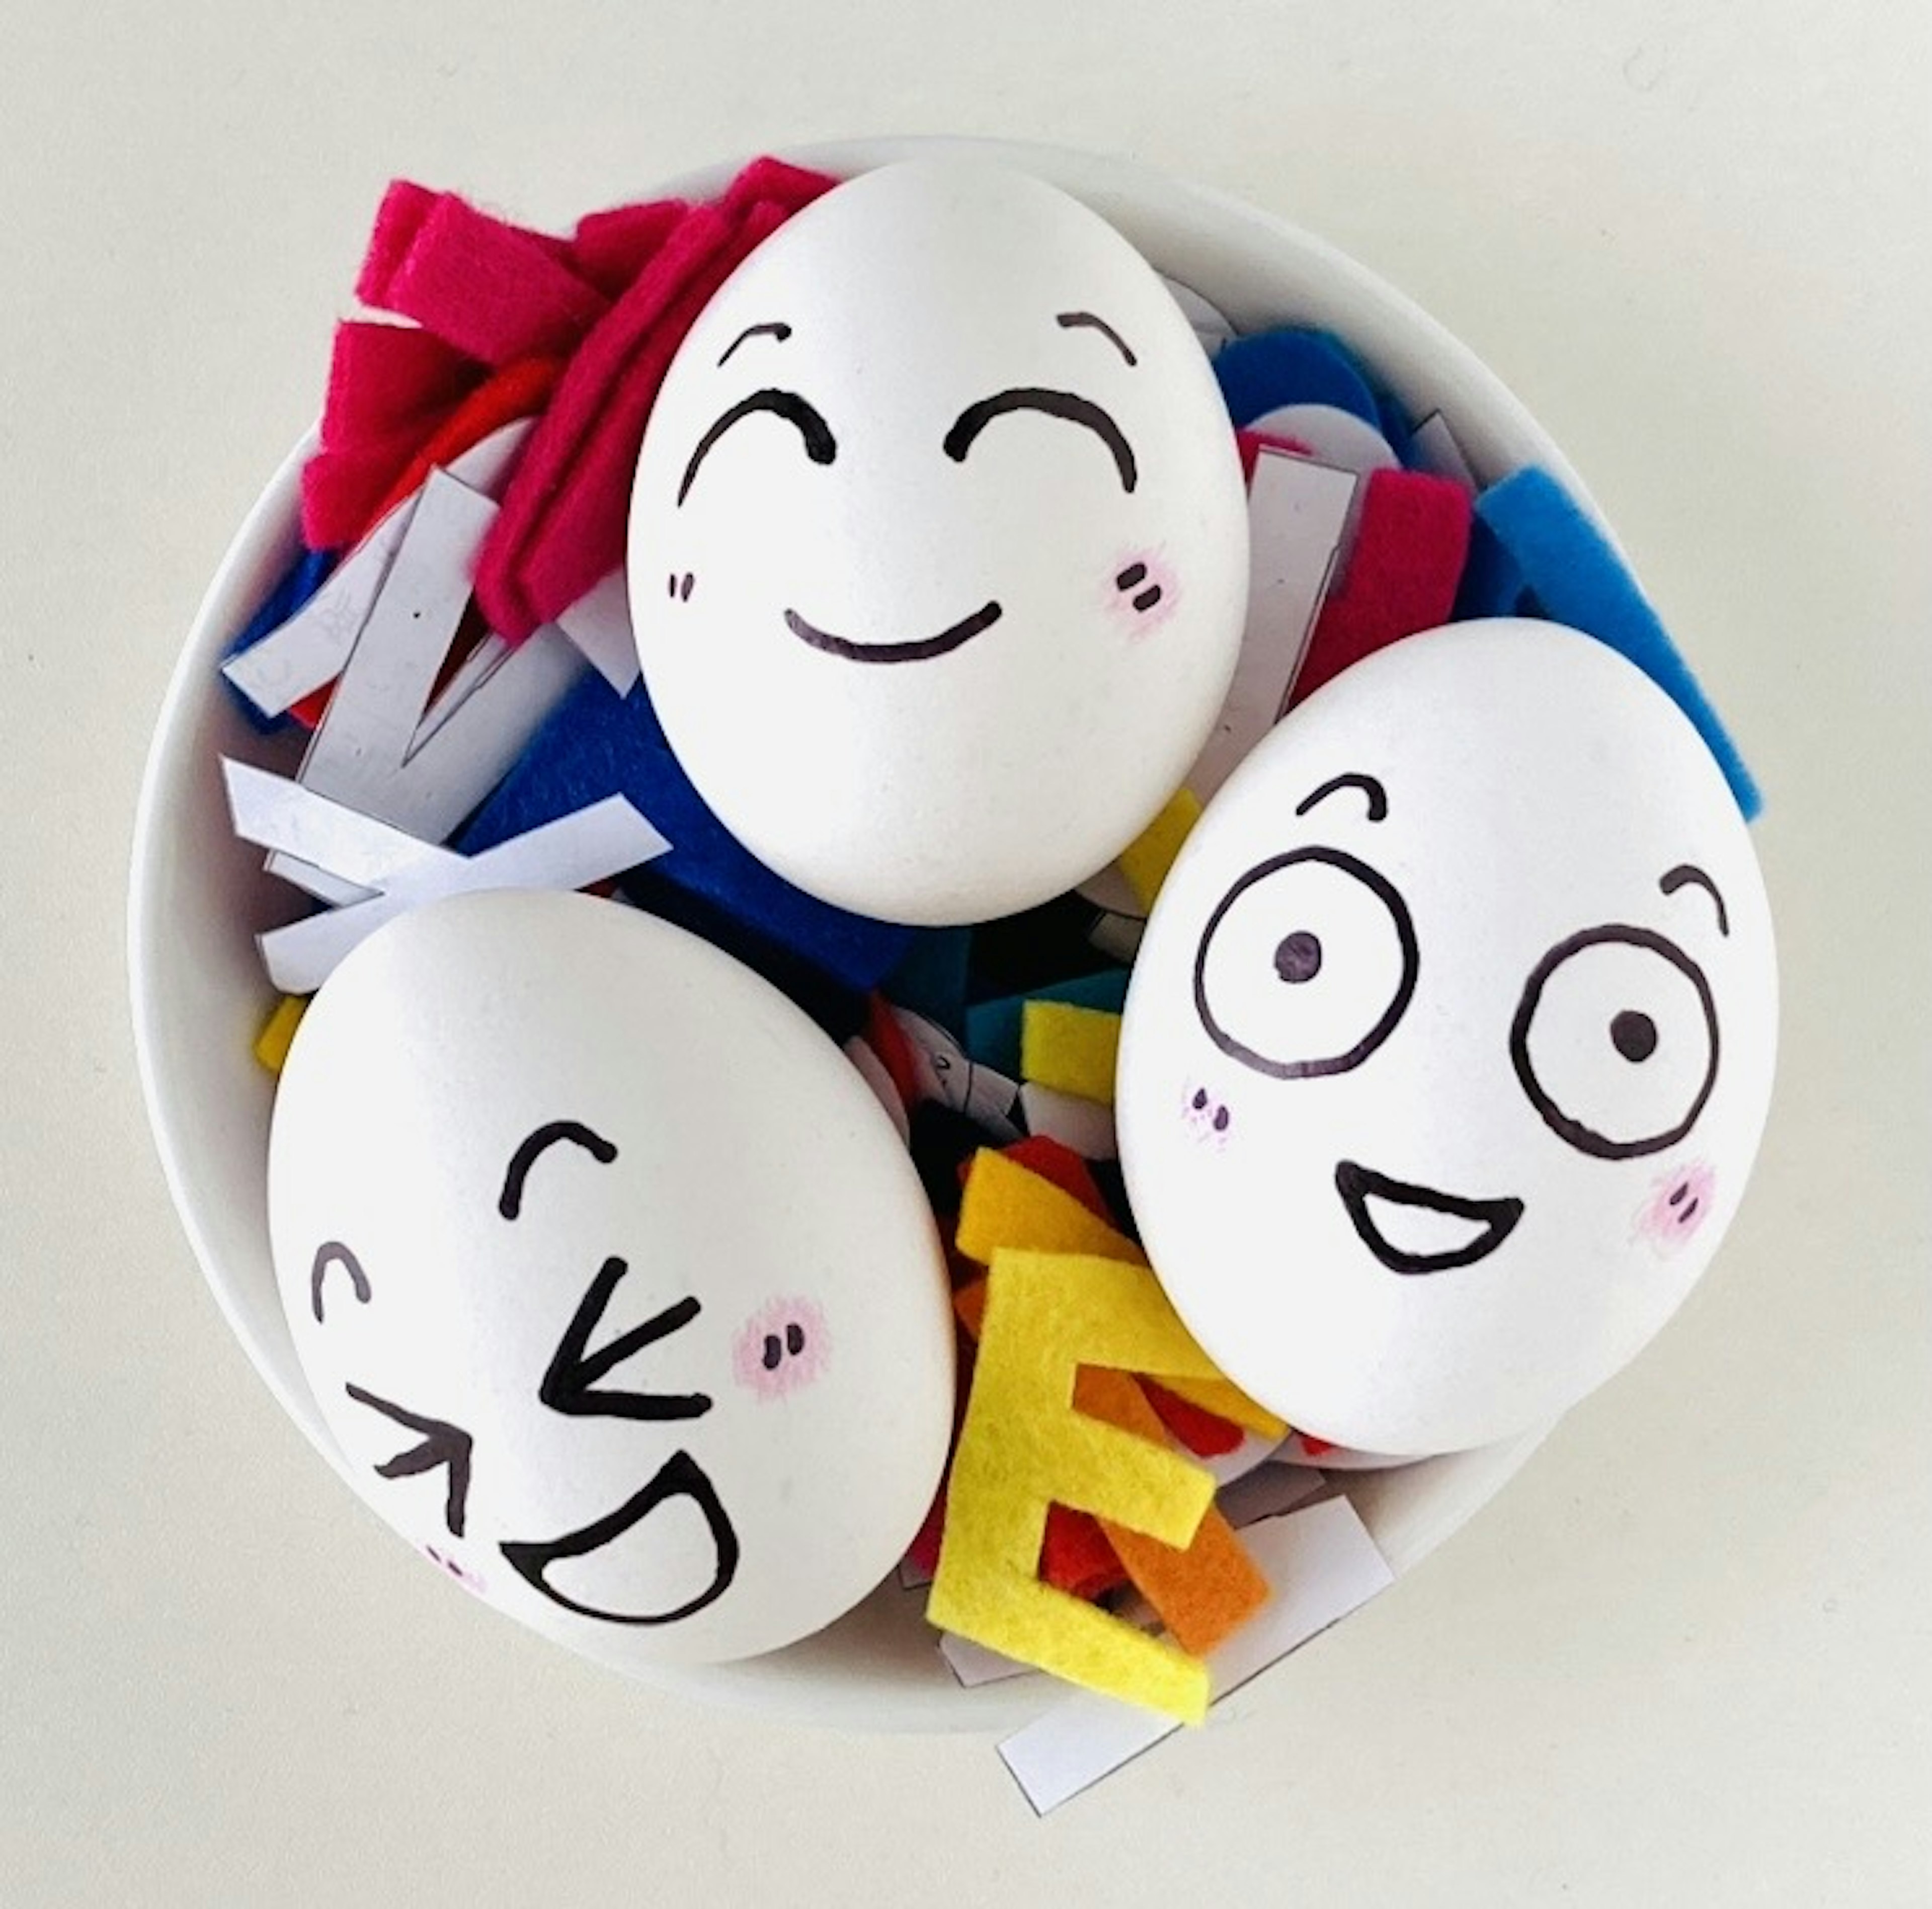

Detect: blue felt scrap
[1471,468,1761,818]
[1213,328,1382,431]
[458,672,913,990]
[219,545,339,734]
[965,969,1132,1078]
[882,928,974,1036]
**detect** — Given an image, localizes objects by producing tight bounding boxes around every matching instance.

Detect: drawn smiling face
[627,158,1249,926]
[1117,621,1779,1457]
[268,889,954,1668]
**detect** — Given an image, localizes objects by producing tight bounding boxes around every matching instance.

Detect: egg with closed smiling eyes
[267,888,954,1668]
[627,157,1249,927]
[1116,620,1778,1457]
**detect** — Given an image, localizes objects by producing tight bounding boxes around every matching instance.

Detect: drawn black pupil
[1274,931,1323,985]
[1611,1009,1659,1062]
[785,1322,806,1356]
[761,1334,782,1371]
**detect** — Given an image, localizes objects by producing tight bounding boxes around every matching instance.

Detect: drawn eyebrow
[944,387,1137,493]
[1294,772,1389,823]
[1660,863,1730,936]
[717,320,792,366]
[499,1120,619,1221]
[678,388,837,506]
[1055,310,1138,366]
[310,1240,371,1324]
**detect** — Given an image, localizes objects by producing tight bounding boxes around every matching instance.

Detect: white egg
[627,158,1250,926]
[267,889,955,1666]
[1117,620,1778,1456]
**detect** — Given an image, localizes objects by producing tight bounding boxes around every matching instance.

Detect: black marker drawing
[1660,863,1730,937]
[345,1382,474,1538]
[1193,847,1419,1080]
[943,387,1138,494]
[499,1120,619,1221]
[1055,310,1138,366]
[1509,924,1719,1160]
[541,1257,711,1423]
[1294,772,1389,824]
[678,388,836,506]
[784,600,1004,665]
[716,319,792,366]
[500,1450,740,1626]
[1333,1161,1525,1275]
[310,1240,371,1323]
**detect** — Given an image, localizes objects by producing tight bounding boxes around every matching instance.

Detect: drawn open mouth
[1334,1160,1525,1275]
[784,601,1003,664]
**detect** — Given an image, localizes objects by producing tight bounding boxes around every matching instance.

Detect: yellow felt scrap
[254,995,309,1075]
[955,1148,1141,1269]
[954,1150,1291,1440]
[1020,1001,1121,1105]
[1118,786,1203,912]
[928,1249,1231,1723]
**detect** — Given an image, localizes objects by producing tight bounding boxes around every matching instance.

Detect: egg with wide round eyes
[267,889,955,1667]
[627,157,1249,926]
[1117,619,1778,1457]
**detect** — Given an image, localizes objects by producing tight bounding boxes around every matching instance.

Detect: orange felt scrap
[1072,1367,1269,1654]
[927,1250,1227,1722]
[1020,1000,1121,1105]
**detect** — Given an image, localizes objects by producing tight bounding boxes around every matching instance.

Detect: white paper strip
[1158,274,1237,356]
[940,1631,1038,1689]
[996,1496,1394,1815]
[555,569,642,695]
[1247,402,1399,479]
[889,1007,1023,1141]
[1186,448,1356,804]
[1409,411,1479,493]
[225,762,669,994]
[1018,1082,1117,1160]
[220,420,535,718]
[1215,1461,1327,1528]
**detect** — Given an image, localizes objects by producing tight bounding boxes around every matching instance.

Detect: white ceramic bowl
[130,135,1582,1732]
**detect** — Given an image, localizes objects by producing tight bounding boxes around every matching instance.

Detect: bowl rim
[129,132,1569,1734]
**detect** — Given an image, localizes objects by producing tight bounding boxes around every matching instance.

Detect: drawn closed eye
[678,388,837,505]
[943,387,1138,493]
[542,1256,711,1422]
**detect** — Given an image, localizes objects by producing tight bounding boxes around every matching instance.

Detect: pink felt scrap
[358,187,611,368]
[1289,467,1472,706]
[475,163,837,639]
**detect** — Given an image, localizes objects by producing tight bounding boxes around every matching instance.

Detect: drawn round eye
[1192,848,1418,1079]
[1510,926,1719,1159]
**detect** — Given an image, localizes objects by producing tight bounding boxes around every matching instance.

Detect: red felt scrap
[1289,467,1472,706]
[1298,1434,1335,1458]
[1140,1379,1246,1459]
[905,1483,948,1578]
[863,994,922,1112]
[1041,1504,1129,1602]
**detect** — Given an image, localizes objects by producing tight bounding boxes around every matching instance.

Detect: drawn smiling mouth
[784,600,1004,664]
[1334,1160,1525,1276]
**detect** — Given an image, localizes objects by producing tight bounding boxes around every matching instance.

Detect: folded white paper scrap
[223,759,669,994]
[996,1495,1394,1816]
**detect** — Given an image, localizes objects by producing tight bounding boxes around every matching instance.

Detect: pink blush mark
[1632,1159,1717,1257]
[1181,1081,1233,1151]
[732,1296,831,1401]
[424,1545,487,1598]
[1105,550,1179,635]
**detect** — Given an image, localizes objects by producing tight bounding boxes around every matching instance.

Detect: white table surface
[3,4,1927,1901]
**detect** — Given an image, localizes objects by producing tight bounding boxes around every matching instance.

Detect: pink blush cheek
[1631,1159,1718,1257]
[732,1297,831,1401]
[1103,551,1180,635]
